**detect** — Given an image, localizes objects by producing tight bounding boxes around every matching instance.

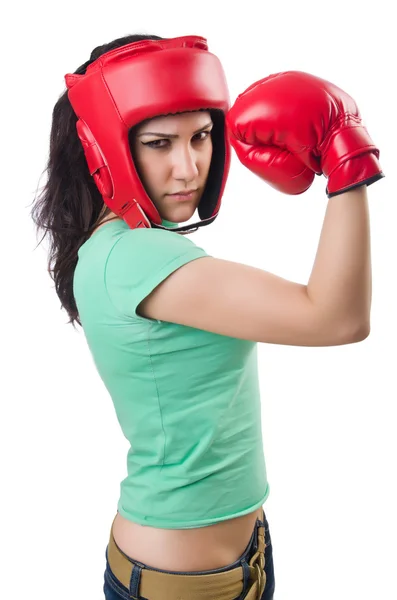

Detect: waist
[112,506,264,572]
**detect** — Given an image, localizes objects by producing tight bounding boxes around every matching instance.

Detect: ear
[76,120,113,198]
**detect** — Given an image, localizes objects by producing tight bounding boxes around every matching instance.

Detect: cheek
[135,153,164,190]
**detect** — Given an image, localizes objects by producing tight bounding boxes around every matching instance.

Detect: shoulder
[112,228,203,255]
[105,228,208,280]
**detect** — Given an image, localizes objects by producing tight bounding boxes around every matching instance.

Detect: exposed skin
[95,110,214,228]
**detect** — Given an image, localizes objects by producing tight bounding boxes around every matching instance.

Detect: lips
[168,189,197,196]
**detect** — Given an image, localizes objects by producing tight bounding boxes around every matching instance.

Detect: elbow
[343,320,371,344]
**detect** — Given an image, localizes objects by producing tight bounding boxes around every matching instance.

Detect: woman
[31,33,383,600]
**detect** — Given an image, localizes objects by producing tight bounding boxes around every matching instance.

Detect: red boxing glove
[226,71,384,197]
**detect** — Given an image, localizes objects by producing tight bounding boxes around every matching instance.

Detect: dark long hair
[30,34,164,329]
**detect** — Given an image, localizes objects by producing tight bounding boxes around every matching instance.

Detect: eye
[143,139,169,149]
[192,131,211,142]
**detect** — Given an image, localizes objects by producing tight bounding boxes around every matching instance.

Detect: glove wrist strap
[321,124,379,178]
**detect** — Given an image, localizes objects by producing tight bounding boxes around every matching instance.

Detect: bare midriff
[112,506,264,572]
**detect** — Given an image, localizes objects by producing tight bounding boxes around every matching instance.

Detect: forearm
[306,185,372,335]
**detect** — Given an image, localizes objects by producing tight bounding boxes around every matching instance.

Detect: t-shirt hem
[116,484,270,529]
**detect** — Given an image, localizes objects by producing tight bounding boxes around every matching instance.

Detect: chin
[163,204,197,223]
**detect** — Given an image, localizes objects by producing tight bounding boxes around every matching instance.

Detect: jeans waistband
[106,511,267,599]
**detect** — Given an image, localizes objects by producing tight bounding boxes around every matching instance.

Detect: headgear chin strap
[64,35,231,233]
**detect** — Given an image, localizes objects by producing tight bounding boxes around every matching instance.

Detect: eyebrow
[137,121,213,138]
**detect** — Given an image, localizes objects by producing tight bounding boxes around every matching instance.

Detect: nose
[171,144,199,182]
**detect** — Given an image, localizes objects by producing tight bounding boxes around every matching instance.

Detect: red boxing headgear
[64,35,231,233]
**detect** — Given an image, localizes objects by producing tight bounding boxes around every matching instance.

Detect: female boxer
[31,33,383,600]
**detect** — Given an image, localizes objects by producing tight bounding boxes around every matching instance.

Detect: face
[131,111,213,223]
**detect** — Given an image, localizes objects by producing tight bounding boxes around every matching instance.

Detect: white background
[2,1,396,598]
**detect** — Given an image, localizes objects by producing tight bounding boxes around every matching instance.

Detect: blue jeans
[103,510,275,599]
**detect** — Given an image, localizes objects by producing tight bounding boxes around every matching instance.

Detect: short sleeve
[104,228,210,320]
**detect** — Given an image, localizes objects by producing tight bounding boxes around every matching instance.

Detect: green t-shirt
[74,219,270,528]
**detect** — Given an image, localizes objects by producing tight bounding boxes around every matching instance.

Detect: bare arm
[307,185,372,339]
[137,185,372,346]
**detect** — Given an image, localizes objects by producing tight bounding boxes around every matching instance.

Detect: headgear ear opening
[65,36,231,233]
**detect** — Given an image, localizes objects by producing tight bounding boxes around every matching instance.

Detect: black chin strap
[151,214,217,234]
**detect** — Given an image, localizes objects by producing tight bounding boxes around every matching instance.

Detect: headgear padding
[65,36,231,232]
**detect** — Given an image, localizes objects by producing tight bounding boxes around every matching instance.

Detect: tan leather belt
[107,518,266,599]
